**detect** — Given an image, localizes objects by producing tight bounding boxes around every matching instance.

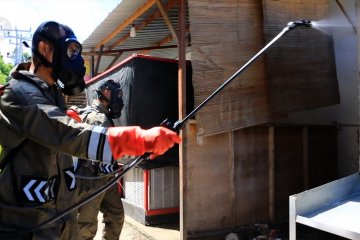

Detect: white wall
[281,0,359,177]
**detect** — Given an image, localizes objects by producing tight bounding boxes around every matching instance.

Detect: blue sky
[0,0,120,63]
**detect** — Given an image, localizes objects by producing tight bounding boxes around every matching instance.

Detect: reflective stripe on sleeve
[103,139,113,165]
[88,126,113,164]
[88,126,104,160]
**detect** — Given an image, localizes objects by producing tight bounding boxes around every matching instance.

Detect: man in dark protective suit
[0,20,180,240]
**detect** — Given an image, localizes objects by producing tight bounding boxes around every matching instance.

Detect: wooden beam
[140,28,188,55]
[105,54,122,71]
[95,0,156,50]
[268,126,275,223]
[109,0,179,50]
[140,34,174,55]
[90,55,95,78]
[82,44,179,56]
[156,0,179,44]
[108,23,138,50]
[178,0,186,238]
[94,44,104,76]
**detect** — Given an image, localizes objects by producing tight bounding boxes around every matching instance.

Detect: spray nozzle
[287,20,312,31]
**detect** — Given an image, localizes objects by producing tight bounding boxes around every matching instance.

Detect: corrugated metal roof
[81,0,190,75]
[67,0,189,108]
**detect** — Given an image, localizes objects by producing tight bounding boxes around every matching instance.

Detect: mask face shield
[97,80,124,119]
[55,37,86,96]
[31,21,86,96]
[65,39,82,60]
[108,87,124,119]
[114,88,123,100]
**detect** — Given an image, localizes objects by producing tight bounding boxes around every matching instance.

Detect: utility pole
[0,25,32,65]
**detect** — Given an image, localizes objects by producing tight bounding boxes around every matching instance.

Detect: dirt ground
[95,213,180,240]
[94,213,348,240]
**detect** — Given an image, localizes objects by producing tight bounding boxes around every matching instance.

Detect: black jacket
[0,71,114,231]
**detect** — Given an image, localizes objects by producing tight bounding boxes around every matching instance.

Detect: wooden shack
[183,1,340,238]
[80,0,359,239]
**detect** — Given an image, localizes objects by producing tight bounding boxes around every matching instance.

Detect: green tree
[0,55,13,84]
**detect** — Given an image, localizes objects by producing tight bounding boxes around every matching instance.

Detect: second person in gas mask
[69,79,125,240]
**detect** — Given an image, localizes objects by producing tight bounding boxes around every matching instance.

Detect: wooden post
[229,131,236,227]
[302,127,309,190]
[178,0,187,239]
[90,55,95,78]
[94,44,104,76]
[268,126,275,222]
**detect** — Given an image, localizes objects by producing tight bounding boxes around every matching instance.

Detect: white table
[289,173,360,240]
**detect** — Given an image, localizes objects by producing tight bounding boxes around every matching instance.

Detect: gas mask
[96,80,124,119]
[32,21,86,96]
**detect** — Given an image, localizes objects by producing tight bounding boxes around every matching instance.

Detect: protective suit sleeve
[107,126,181,159]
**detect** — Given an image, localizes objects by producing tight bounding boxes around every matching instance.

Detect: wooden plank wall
[65,93,87,108]
[307,127,338,188]
[273,127,304,222]
[184,124,338,238]
[189,0,339,136]
[234,127,270,225]
[262,0,340,115]
[188,0,272,137]
[184,0,341,238]
[185,123,234,232]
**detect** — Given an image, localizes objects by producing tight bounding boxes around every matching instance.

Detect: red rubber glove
[142,127,181,159]
[66,109,82,123]
[107,126,181,159]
